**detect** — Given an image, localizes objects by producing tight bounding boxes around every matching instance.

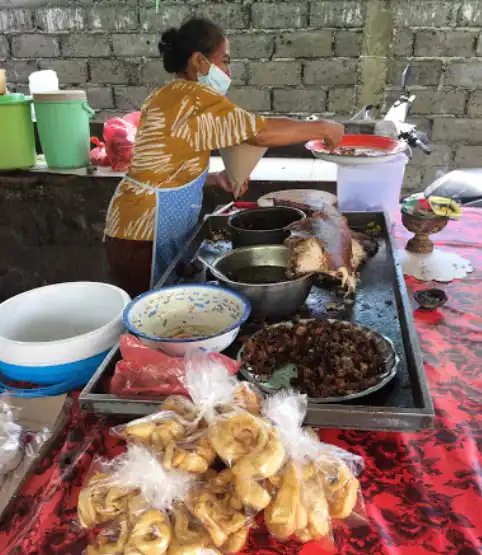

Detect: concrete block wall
[1,0,482,192]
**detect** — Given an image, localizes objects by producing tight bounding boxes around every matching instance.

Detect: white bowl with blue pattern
[123,285,251,357]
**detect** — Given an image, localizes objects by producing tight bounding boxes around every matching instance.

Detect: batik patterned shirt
[104,80,265,241]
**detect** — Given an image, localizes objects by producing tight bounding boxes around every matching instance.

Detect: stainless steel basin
[213,245,313,319]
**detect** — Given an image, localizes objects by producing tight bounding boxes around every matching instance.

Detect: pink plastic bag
[89,137,110,166]
[103,112,140,172]
[122,111,141,127]
[110,335,240,398]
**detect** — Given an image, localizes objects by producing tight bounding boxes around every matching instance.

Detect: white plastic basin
[0,282,130,384]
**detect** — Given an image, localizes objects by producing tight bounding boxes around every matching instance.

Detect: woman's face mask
[198,59,231,96]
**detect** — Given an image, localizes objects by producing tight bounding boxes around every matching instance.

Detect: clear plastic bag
[110,335,240,398]
[168,502,222,555]
[0,396,54,479]
[262,390,366,545]
[78,444,194,554]
[206,410,285,525]
[217,382,263,417]
[181,351,280,473]
[111,350,255,475]
[182,350,262,422]
[185,470,251,552]
[183,351,269,478]
[110,351,266,553]
[0,398,22,477]
[182,352,281,520]
[111,394,216,475]
[0,395,61,520]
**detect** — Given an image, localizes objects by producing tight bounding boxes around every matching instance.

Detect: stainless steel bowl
[228,206,306,248]
[213,245,313,319]
[237,319,400,403]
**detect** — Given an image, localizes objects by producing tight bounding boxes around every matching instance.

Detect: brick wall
[2,0,482,191]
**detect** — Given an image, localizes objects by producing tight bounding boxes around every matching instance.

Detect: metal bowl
[213,245,313,319]
[228,206,305,248]
[414,288,448,311]
[237,319,400,403]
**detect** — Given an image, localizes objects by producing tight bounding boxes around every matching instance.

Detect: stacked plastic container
[337,154,408,223]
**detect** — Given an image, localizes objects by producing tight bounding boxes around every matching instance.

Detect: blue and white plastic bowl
[0,282,130,391]
[123,284,251,357]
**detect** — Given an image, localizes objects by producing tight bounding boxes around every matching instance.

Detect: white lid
[29,70,58,82]
[33,90,86,102]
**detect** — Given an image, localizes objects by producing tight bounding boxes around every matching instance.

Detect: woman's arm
[248,118,344,151]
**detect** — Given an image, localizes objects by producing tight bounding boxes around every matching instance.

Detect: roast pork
[284,203,377,294]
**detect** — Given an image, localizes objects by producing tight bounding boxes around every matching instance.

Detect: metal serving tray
[79,211,434,432]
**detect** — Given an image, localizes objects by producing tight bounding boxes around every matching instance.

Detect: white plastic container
[28,70,59,120]
[29,70,59,93]
[337,153,408,223]
[0,282,130,385]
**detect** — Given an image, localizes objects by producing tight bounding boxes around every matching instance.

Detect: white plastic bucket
[337,154,408,223]
[0,282,130,369]
[29,70,59,94]
[28,70,59,121]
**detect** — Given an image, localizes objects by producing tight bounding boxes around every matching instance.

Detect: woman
[104,17,344,298]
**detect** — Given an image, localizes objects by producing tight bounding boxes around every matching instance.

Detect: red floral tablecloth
[1,210,481,555]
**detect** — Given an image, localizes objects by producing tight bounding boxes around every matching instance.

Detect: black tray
[79,211,434,432]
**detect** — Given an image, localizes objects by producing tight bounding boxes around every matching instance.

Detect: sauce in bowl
[226,266,289,284]
[166,325,220,339]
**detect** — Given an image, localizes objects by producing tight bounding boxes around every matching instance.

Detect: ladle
[197,255,231,282]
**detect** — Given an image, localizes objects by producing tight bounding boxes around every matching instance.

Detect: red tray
[306,134,408,165]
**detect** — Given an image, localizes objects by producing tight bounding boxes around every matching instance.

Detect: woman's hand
[208,171,249,197]
[322,121,345,151]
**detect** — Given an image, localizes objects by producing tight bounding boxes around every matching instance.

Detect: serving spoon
[197,255,231,282]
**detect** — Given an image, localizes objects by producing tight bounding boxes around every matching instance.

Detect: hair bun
[159,28,179,52]
[158,18,225,75]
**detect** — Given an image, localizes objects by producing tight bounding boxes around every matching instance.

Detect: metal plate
[237,319,400,403]
[79,210,434,432]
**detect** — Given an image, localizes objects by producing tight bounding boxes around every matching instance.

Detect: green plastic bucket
[33,90,95,169]
[0,94,36,170]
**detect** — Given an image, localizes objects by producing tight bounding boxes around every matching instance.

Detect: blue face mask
[198,60,231,96]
